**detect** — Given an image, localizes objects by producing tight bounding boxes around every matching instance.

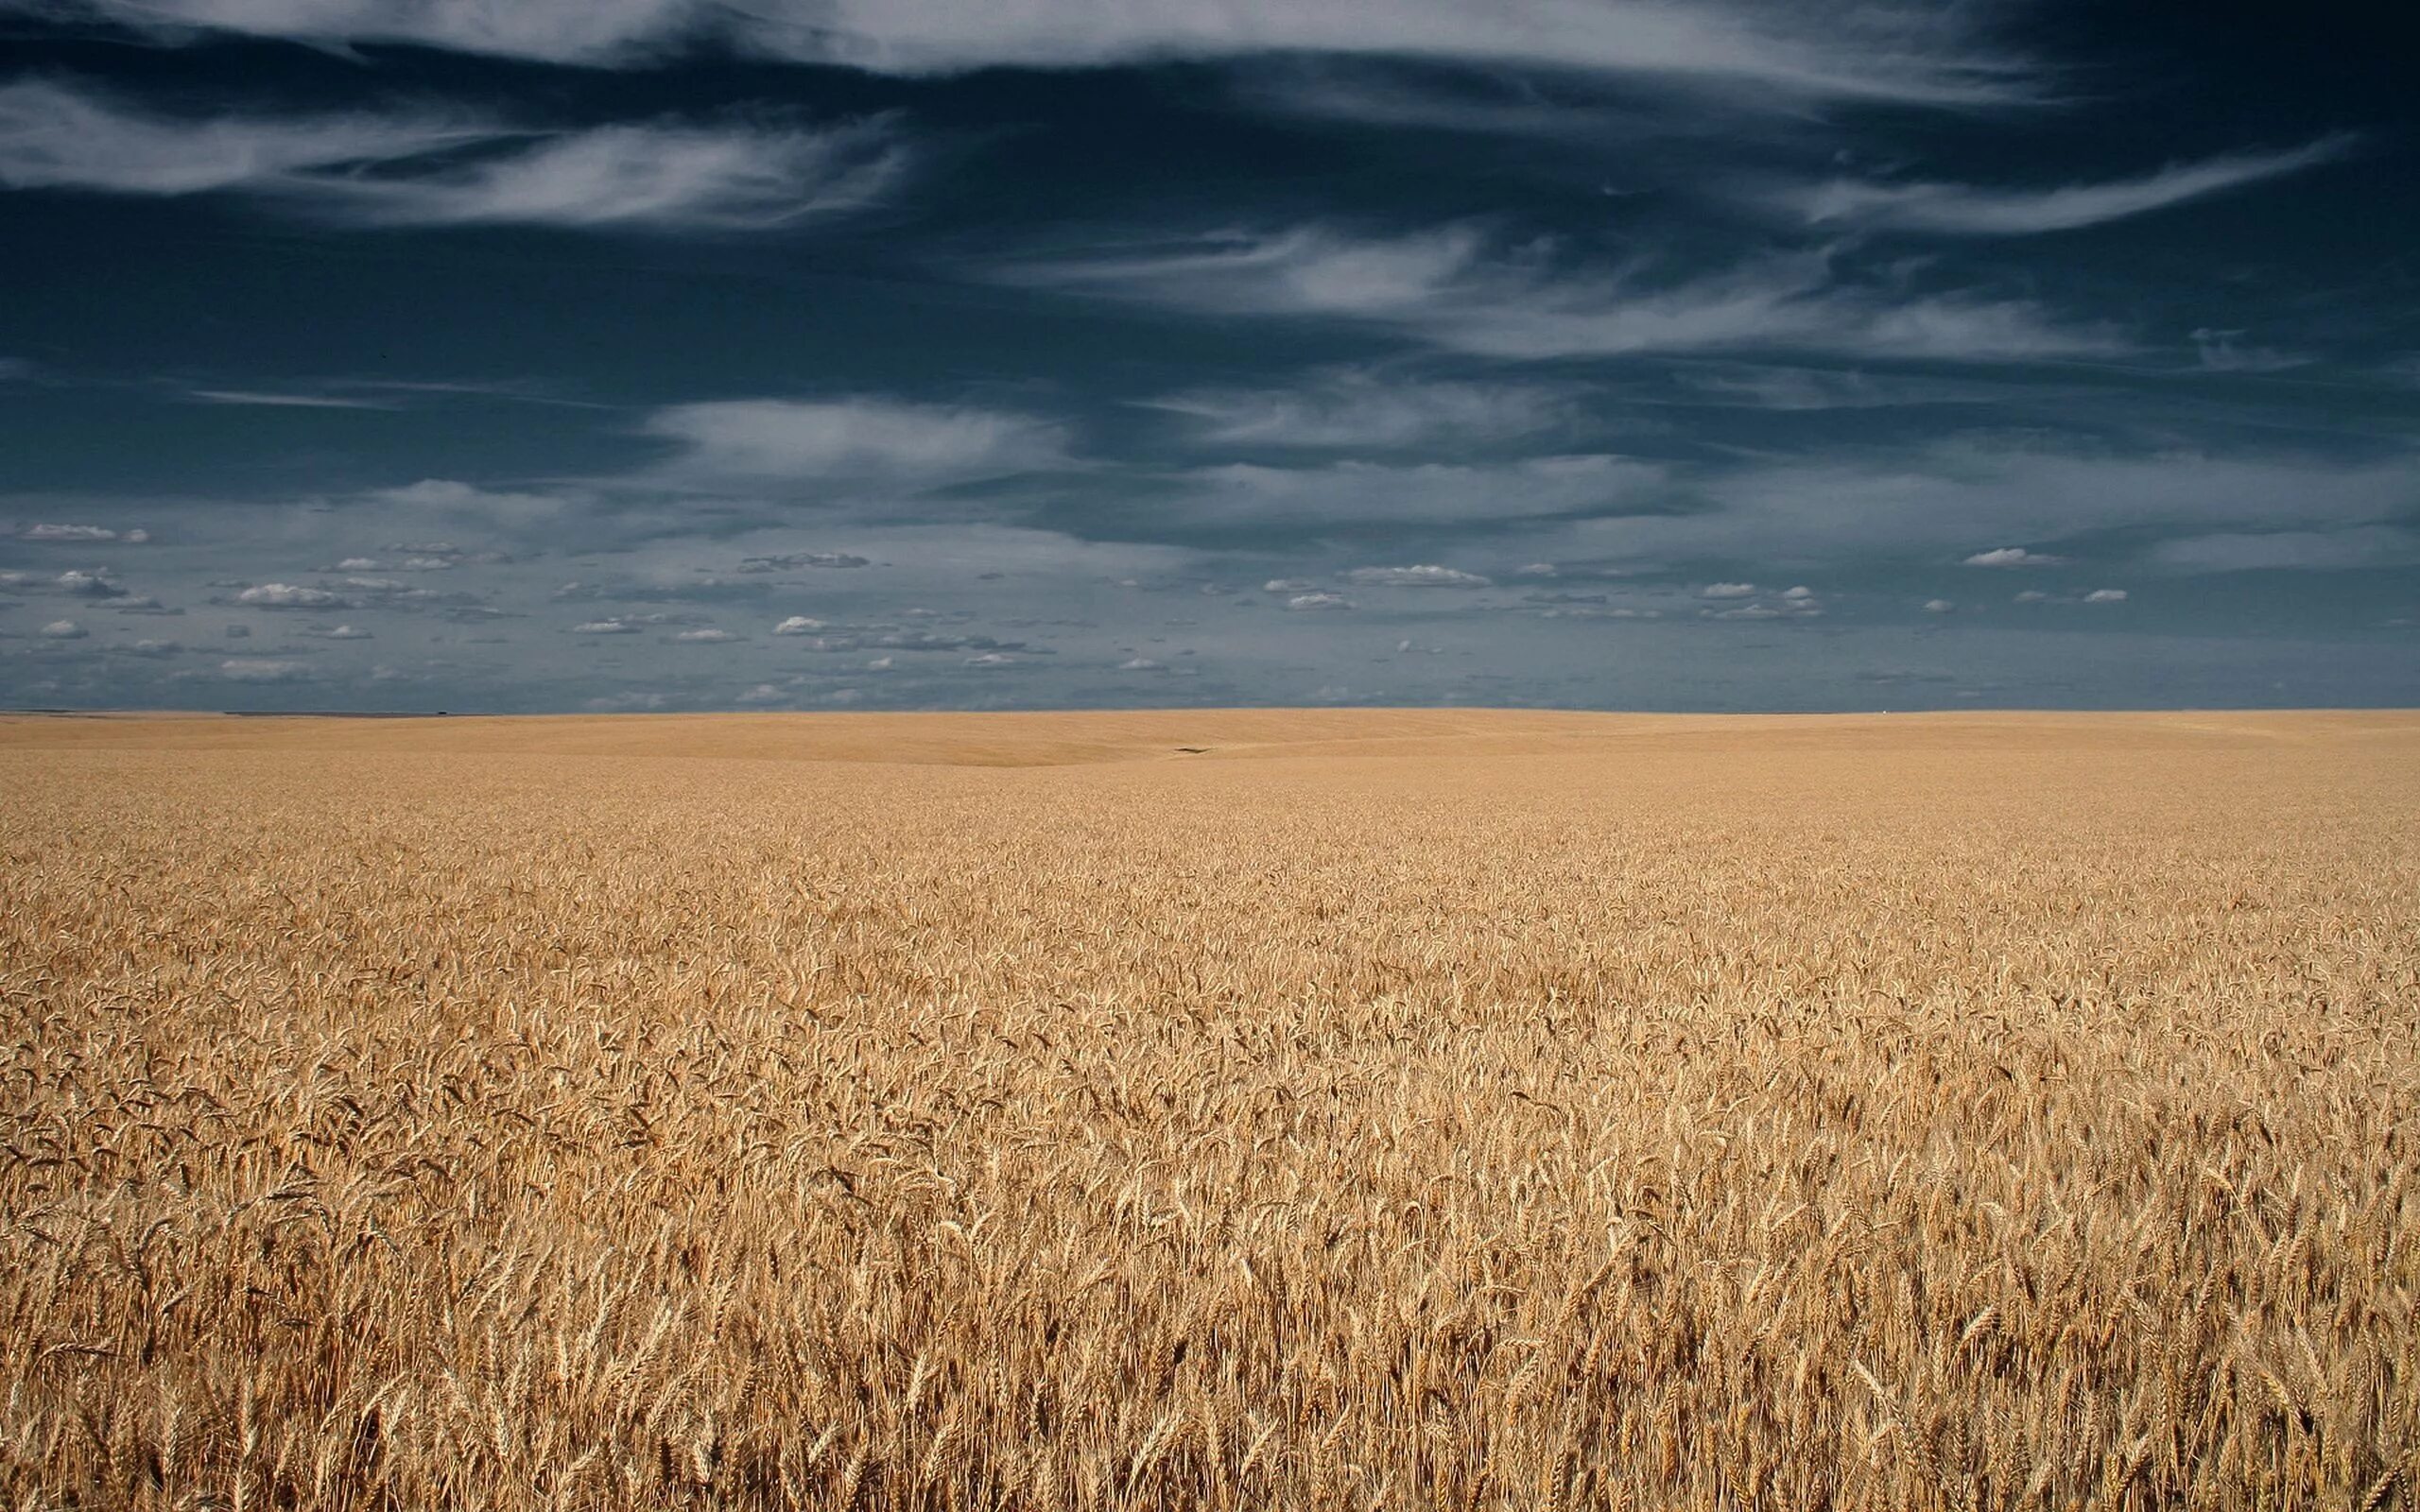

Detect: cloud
[26,0,2035,105]
[1963,547,2066,568]
[236,582,346,609]
[643,398,1070,486]
[1700,581,1756,599]
[1146,369,1573,449]
[56,569,129,598]
[2188,329,2309,374]
[772,617,827,635]
[18,522,147,542]
[570,618,644,634]
[0,80,903,232]
[1923,598,1956,613]
[1167,454,1666,529]
[2147,526,2420,573]
[1001,227,2121,362]
[1340,564,1492,588]
[38,618,86,638]
[307,120,906,232]
[2083,588,2128,603]
[217,657,313,682]
[185,388,401,409]
[735,551,873,572]
[310,624,372,639]
[673,627,738,643]
[1284,592,1356,611]
[1779,138,2354,236]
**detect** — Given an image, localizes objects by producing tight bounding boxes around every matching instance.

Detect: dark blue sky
[2,0,2413,711]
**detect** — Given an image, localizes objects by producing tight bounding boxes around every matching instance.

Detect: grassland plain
[2,709,2416,1511]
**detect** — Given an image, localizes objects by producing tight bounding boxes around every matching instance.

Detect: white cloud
[1262,578,1318,593]
[123,638,182,657]
[1781,585,1815,600]
[2014,590,2050,604]
[772,616,827,634]
[1116,656,1165,671]
[56,569,128,598]
[0,80,903,232]
[1146,369,1572,449]
[217,657,313,682]
[313,624,372,639]
[1701,581,1756,599]
[2083,588,2128,603]
[32,0,2035,106]
[644,398,1069,485]
[570,619,644,634]
[1780,137,2354,236]
[1923,598,1956,613]
[1340,564,1492,588]
[673,627,738,643]
[237,582,346,609]
[963,651,1021,667]
[1962,547,2066,568]
[310,120,906,232]
[20,522,145,542]
[1284,592,1356,611]
[1002,227,2121,363]
[39,618,86,638]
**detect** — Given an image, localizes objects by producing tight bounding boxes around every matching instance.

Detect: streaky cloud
[0,79,904,232]
[1778,136,2355,236]
[14,0,2039,106]
[999,224,2124,362]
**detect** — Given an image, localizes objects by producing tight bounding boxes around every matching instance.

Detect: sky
[1,0,2414,713]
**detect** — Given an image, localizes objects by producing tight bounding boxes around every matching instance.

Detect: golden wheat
[2,709,2415,1510]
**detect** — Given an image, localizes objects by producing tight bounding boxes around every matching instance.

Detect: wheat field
[2,709,2416,1511]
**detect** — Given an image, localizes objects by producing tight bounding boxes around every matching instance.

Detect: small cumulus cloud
[772,616,827,635]
[1963,547,2066,568]
[1701,582,1757,599]
[2083,588,2129,603]
[39,618,87,639]
[673,627,738,643]
[1263,578,1319,593]
[311,624,372,639]
[237,582,347,609]
[1924,598,1957,613]
[1340,564,1492,589]
[1285,592,1356,611]
[56,569,129,598]
[217,657,313,682]
[1116,656,1166,671]
[2014,590,2050,604]
[570,618,645,634]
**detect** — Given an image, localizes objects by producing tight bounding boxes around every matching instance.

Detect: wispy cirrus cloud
[14,0,2038,106]
[1774,136,2355,236]
[0,79,905,231]
[999,224,2124,363]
